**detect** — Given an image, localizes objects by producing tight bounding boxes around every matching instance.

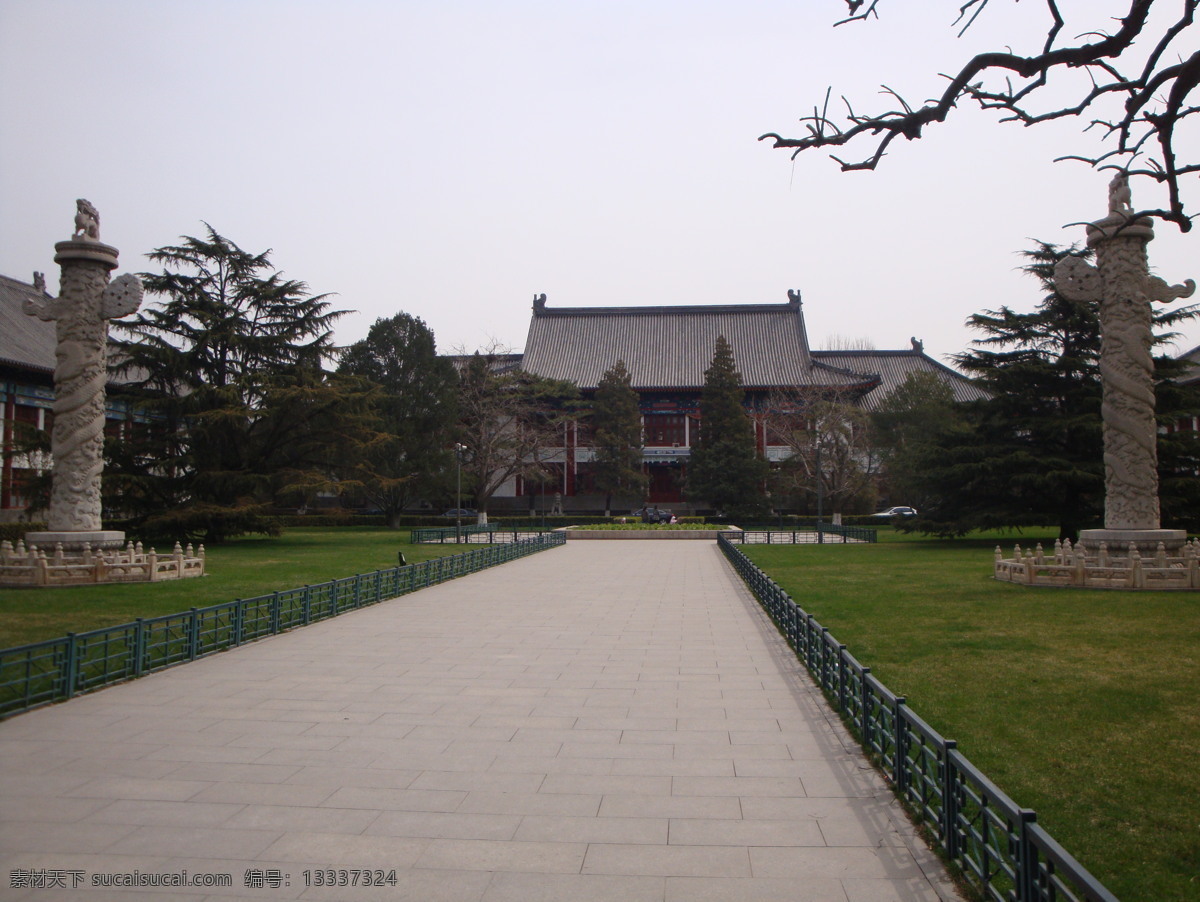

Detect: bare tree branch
[762,0,1199,230]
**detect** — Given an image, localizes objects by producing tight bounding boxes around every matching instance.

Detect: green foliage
[590,360,648,514]
[338,313,459,526]
[0,527,475,649]
[871,370,960,508]
[744,539,1200,902]
[0,522,46,544]
[897,240,1200,540]
[109,226,367,542]
[687,336,769,517]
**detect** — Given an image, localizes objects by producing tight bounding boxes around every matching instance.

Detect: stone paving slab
[0,540,961,901]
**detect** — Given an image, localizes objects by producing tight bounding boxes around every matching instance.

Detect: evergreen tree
[903,240,1200,539]
[870,371,960,509]
[338,313,459,527]
[591,360,647,516]
[687,336,769,518]
[108,225,355,542]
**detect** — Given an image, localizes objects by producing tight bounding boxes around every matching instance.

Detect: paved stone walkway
[0,541,961,901]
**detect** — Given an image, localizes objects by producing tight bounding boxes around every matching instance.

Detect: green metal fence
[727,525,877,544]
[717,533,1118,902]
[0,532,566,720]
[410,525,553,544]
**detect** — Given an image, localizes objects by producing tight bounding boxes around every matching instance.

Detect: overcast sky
[2,1,1196,367]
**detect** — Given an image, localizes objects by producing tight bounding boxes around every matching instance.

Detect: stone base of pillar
[24,530,127,552]
[1078,528,1187,555]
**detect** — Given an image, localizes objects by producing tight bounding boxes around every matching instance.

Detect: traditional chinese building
[497,292,986,510]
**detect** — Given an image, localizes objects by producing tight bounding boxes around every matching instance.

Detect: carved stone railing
[994,538,1200,589]
[0,540,205,587]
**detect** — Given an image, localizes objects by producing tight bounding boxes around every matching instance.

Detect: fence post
[860,666,872,750]
[271,592,282,635]
[837,644,848,713]
[943,742,960,860]
[893,696,908,790]
[188,608,200,660]
[63,633,78,700]
[1016,808,1038,902]
[134,619,146,678]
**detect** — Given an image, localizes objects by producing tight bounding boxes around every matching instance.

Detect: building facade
[1,270,988,520]
[488,292,987,512]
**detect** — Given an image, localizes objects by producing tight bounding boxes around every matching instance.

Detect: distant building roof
[0,273,56,376]
[1175,344,1200,385]
[521,294,869,392]
[445,352,524,377]
[812,348,989,410]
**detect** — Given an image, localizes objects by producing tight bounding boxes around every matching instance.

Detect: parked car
[872,506,917,517]
[442,508,476,518]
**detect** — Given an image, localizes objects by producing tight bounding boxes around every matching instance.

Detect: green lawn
[0,528,468,649]
[743,531,1200,902]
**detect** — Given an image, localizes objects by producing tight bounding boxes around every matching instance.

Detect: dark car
[442,508,476,518]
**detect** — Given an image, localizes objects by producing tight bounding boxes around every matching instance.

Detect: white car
[872,506,917,517]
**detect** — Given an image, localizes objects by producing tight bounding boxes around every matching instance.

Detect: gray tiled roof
[0,274,57,375]
[812,349,988,410]
[521,297,869,391]
[1175,343,1200,385]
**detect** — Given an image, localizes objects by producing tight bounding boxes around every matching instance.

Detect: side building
[0,273,138,523]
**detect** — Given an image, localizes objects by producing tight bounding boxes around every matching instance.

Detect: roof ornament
[533,292,547,312]
[911,337,924,353]
[32,272,46,293]
[787,289,802,307]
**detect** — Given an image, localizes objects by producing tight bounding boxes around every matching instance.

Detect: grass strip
[0,527,469,649]
[743,533,1200,902]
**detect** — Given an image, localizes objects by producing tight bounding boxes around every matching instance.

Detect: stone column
[23,200,142,550]
[1055,175,1195,553]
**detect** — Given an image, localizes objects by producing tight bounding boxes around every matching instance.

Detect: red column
[1,384,13,510]
[565,421,576,496]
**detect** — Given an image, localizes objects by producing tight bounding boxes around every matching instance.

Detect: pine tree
[687,336,769,518]
[591,360,647,516]
[870,371,959,509]
[903,240,1200,539]
[108,225,354,541]
[338,313,459,527]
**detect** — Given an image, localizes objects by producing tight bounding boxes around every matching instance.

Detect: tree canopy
[338,313,459,526]
[591,360,648,516]
[894,240,1200,538]
[688,336,770,518]
[109,226,363,541]
[761,1,1200,230]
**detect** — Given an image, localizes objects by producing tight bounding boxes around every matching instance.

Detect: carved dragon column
[1055,175,1195,553]
[23,200,143,550]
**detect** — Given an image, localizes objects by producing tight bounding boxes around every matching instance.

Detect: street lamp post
[814,437,824,545]
[454,442,466,544]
